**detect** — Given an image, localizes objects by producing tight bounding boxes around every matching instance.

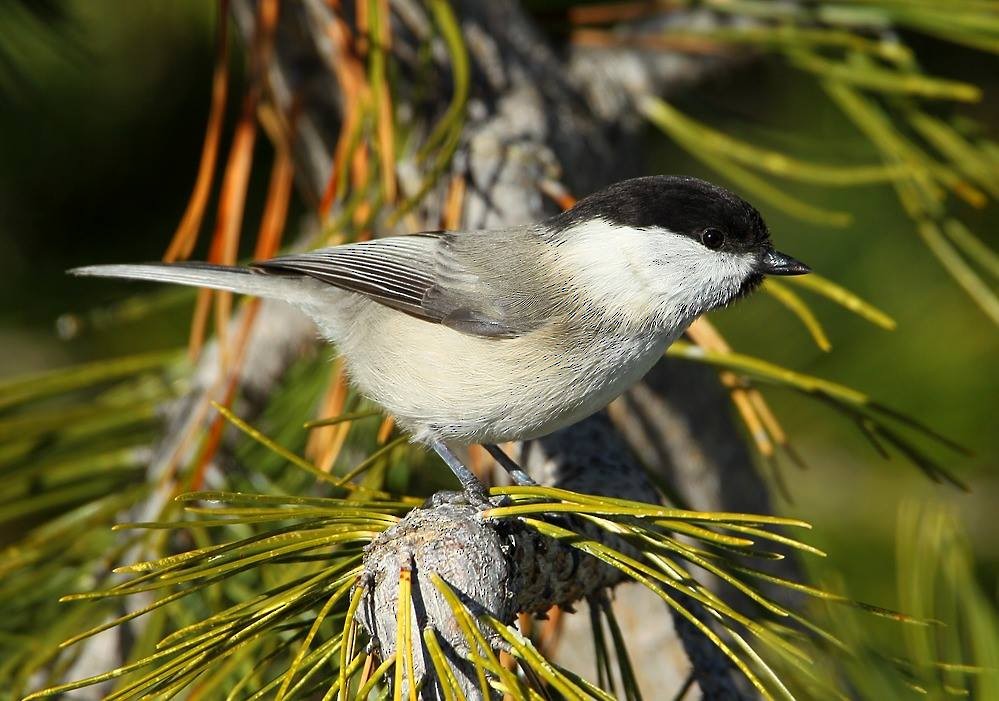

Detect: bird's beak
[760,248,811,276]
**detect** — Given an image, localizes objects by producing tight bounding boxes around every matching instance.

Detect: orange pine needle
[538,178,577,211]
[567,1,667,26]
[687,318,786,458]
[256,0,281,63]
[254,143,295,261]
[950,180,986,208]
[164,0,231,263]
[357,652,376,691]
[536,606,565,657]
[374,0,396,203]
[320,102,361,217]
[376,416,395,444]
[517,612,534,637]
[686,317,730,351]
[307,364,353,472]
[499,649,518,676]
[442,174,466,229]
[747,388,788,446]
[208,97,257,365]
[466,444,491,481]
[355,0,370,56]
[318,5,369,218]
[570,28,726,55]
[190,299,262,489]
[730,385,774,457]
[153,378,219,493]
[188,0,280,363]
[351,142,372,227]
[172,0,230,360]
[376,84,397,203]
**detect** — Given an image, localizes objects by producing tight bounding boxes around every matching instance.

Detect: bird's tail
[69,262,307,304]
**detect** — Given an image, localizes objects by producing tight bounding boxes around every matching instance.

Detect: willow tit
[72,175,809,502]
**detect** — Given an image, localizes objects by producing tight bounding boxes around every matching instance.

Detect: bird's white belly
[329,298,675,445]
[499,331,669,443]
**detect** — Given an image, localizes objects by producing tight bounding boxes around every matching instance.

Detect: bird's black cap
[547,175,810,275]
[549,175,769,250]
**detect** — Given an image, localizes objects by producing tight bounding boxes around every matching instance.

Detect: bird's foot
[423,489,511,511]
[429,440,514,511]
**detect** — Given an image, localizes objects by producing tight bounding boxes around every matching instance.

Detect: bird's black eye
[701,228,725,250]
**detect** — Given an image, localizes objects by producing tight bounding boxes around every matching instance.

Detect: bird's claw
[422,489,510,511]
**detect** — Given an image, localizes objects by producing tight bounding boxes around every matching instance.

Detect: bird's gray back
[423,225,568,337]
[257,225,567,340]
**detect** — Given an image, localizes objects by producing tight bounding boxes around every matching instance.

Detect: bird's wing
[254,230,550,338]
[256,234,442,322]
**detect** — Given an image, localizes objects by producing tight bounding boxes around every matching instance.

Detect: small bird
[72,175,809,503]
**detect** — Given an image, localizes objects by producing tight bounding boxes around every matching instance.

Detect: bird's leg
[429,440,492,508]
[483,444,537,486]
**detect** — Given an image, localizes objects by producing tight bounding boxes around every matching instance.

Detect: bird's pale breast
[324,294,674,445]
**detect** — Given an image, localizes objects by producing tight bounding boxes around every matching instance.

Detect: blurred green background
[0,0,996,618]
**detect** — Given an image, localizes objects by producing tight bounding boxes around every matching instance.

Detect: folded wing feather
[72,229,552,340]
[256,229,549,338]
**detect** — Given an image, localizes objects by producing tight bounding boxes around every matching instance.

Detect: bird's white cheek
[552,221,663,319]
[552,224,758,326]
[689,252,758,306]
[650,236,758,313]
